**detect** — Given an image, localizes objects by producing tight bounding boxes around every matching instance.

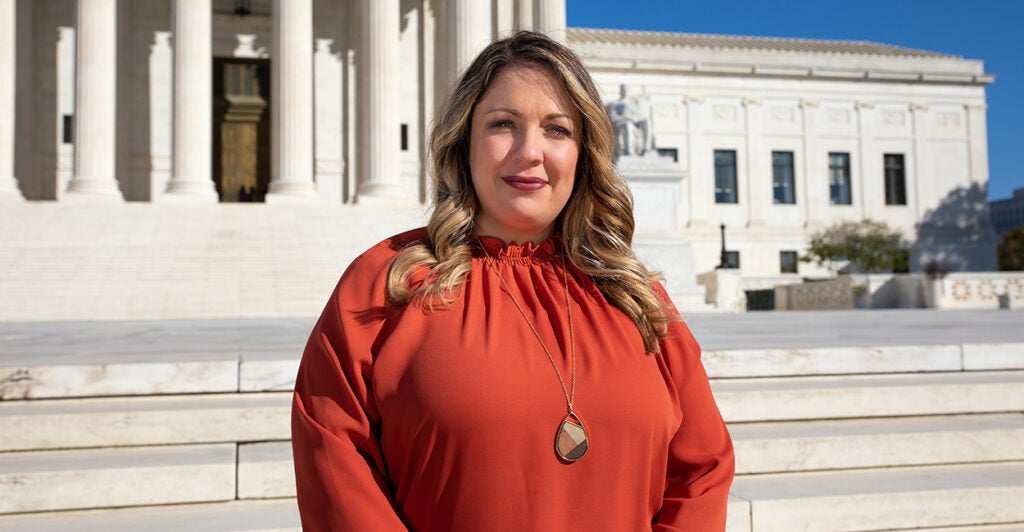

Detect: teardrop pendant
[555,413,589,462]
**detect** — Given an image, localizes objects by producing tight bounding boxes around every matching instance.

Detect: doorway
[213,58,270,202]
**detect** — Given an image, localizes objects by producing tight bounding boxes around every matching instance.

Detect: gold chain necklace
[479,238,589,462]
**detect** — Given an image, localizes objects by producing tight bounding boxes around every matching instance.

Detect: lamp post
[717,222,728,269]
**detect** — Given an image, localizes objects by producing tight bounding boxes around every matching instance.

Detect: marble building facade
[1,0,998,285]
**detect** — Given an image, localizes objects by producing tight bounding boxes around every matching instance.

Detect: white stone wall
[587,69,992,276]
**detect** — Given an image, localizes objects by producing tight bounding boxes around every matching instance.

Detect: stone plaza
[2,310,1023,530]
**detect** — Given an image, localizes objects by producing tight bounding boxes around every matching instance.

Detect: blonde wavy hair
[387,31,672,353]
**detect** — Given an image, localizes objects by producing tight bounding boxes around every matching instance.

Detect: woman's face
[468,65,581,244]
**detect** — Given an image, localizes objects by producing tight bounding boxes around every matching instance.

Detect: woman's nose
[512,127,543,165]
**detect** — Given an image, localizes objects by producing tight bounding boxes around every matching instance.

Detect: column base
[164,178,218,201]
[64,178,124,201]
[0,176,24,201]
[355,182,407,203]
[266,180,318,204]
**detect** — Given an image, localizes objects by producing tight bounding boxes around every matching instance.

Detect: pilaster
[684,94,708,228]
[800,99,822,228]
[66,0,123,200]
[268,0,317,201]
[166,0,216,200]
[855,100,875,219]
[910,102,930,220]
[743,96,764,226]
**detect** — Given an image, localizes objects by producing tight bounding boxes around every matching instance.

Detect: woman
[291,31,734,531]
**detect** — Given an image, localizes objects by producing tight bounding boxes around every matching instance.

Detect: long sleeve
[291,248,408,531]
[652,286,735,531]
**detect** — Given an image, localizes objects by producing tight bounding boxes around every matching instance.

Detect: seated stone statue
[605,84,654,157]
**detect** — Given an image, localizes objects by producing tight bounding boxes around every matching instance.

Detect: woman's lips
[501,175,547,191]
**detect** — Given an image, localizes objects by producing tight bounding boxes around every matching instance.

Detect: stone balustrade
[926,272,1024,310]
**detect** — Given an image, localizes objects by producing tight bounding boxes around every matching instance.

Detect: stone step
[714,370,1024,422]
[730,462,1024,531]
[232,413,1024,502]
[0,444,236,515]
[0,350,298,400]
[705,341,1023,378]
[731,413,1024,474]
[239,442,296,500]
[3,340,1020,400]
[0,499,300,531]
[0,392,291,452]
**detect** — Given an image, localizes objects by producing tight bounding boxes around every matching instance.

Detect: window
[884,153,907,205]
[714,150,738,204]
[401,124,409,151]
[780,251,798,274]
[772,151,796,204]
[829,152,852,205]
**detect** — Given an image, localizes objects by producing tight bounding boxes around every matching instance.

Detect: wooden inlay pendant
[555,413,589,462]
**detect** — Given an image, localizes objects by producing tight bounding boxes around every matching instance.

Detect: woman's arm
[651,286,735,531]
[291,251,408,531]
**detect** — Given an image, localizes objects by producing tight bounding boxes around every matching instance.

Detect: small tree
[998,226,1024,271]
[802,219,908,273]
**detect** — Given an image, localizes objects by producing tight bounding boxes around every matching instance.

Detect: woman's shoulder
[340,227,429,281]
[346,227,428,271]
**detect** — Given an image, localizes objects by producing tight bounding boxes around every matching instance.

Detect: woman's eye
[547,125,573,138]
[489,120,514,129]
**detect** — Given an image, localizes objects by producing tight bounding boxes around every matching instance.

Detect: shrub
[802,220,908,273]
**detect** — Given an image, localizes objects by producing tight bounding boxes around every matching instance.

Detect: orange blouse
[291,228,734,531]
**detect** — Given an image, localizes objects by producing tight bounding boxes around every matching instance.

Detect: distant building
[991,187,1024,234]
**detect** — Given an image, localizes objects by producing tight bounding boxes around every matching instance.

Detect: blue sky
[567,0,1023,201]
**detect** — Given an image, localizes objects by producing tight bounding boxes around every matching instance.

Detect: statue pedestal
[617,154,684,236]
[617,154,710,311]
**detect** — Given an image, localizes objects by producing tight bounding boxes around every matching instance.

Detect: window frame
[714,149,739,204]
[883,153,907,206]
[779,250,799,274]
[828,152,852,205]
[772,150,796,205]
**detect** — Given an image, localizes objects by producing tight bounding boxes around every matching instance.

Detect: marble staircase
[1,333,1023,530]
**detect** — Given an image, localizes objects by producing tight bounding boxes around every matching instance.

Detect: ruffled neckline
[476,234,563,263]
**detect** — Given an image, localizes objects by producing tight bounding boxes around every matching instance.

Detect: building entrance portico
[213,58,270,202]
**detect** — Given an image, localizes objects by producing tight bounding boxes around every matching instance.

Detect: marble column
[357,0,403,200]
[450,0,491,77]
[268,0,316,200]
[533,0,565,41]
[516,0,534,31]
[66,0,123,199]
[0,0,22,200]
[165,0,216,199]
